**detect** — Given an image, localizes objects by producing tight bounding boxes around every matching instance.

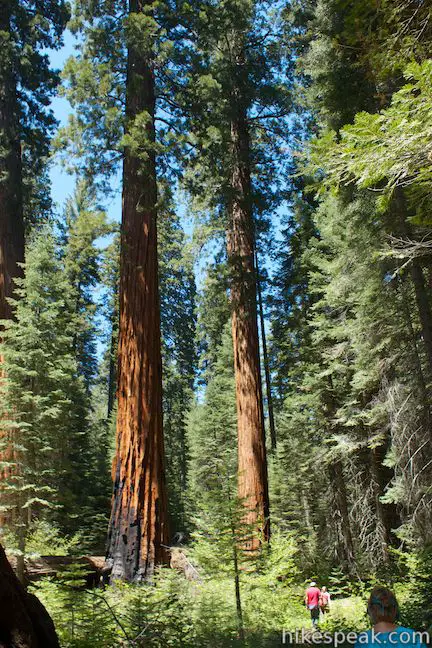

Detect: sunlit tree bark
[106,0,169,581]
[227,36,270,548]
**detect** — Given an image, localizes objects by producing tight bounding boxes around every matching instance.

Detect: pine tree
[61,181,115,549]
[98,232,120,421]
[274,0,432,567]
[0,227,90,572]
[188,323,238,515]
[61,181,112,391]
[188,323,247,639]
[158,187,197,534]
[196,253,232,379]
[304,61,432,547]
[0,1,69,524]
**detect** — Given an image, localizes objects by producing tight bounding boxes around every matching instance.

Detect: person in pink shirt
[320,586,331,616]
[305,581,321,628]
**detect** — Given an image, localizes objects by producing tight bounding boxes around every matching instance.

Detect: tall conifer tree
[0,0,68,329]
[178,0,293,548]
[0,0,68,511]
[106,0,169,581]
[60,0,182,578]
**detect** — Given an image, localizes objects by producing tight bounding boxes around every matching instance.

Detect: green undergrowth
[26,531,432,647]
[33,569,307,647]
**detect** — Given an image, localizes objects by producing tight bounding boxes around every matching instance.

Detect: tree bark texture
[227,55,270,548]
[0,3,24,329]
[255,251,277,452]
[106,0,169,582]
[0,3,25,523]
[0,543,60,648]
[328,460,356,574]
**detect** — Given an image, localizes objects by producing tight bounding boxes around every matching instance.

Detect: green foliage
[269,181,432,570]
[25,521,81,557]
[328,567,351,599]
[291,0,432,558]
[319,596,367,634]
[32,578,118,648]
[175,0,294,247]
[300,0,378,130]
[309,61,432,223]
[28,547,431,646]
[34,556,308,647]
[61,180,114,389]
[0,201,113,550]
[159,187,198,533]
[395,549,432,632]
[187,322,237,518]
[0,227,88,542]
[0,0,69,220]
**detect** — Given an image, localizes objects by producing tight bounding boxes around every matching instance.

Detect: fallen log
[8,549,200,587]
[7,555,108,588]
[0,543,60,648]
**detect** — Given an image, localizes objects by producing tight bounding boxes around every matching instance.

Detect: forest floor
[31,570,367,648]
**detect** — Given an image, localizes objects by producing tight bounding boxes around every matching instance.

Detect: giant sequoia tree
[179,0,292,548]
[61,0,173,579]
[227,24,270,545]
[106,0,169,580]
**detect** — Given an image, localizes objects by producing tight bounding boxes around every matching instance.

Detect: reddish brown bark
[0,4,25,522]
[106,0,169,581]
[0,5,24,330]
[227,54,270,549]
[0,543,60,648]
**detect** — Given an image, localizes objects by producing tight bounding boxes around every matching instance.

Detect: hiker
[320,586,331,616]
[356,587,427,648]
[305,581,321,628]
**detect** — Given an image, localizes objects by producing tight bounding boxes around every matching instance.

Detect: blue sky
[47,27,285,287]
[48,31,122,224]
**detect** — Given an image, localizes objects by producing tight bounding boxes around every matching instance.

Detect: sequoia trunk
[227,60,270,548]
[106,0,169,581]
[0,3,25,519]
[0,4,24,329]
